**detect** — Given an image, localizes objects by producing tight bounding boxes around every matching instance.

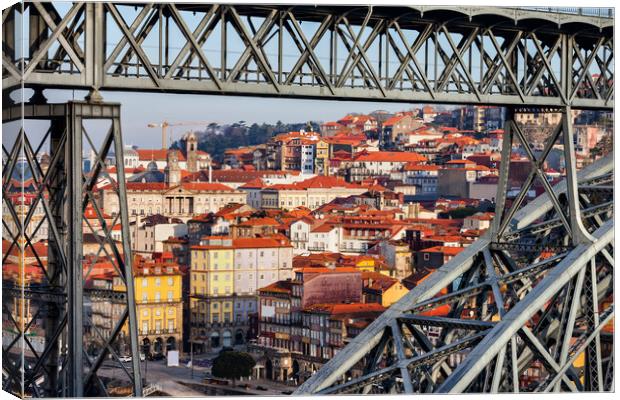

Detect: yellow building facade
[117,258,183,355]
[190,241,235,350]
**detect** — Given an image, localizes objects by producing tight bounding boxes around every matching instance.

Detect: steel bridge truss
[1,2,615,397]
[296,109,614,394]
[2,102,142,397]
[1,3,613,109]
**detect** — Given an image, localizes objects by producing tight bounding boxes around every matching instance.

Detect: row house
[461,212,494,232]
[468,174,499,201]
[401,164,440,195]
[346,151,427,182]
[361,272,409,307]
[437,162,493,199]
[131,214,187,254]
[260,175,368,210]
[230,217,280,239]
[396,126,443,150]
[340,216,407,254]
[254,267,377,383]
[320,121,348,137]
[187,212,232,245]
[337,114,378,135]
[290,214,408,256]
[381,114,424,148]
[368,240,413,281]
[415,246,465,270]
[131,257,184,356]
[189,236,293,351]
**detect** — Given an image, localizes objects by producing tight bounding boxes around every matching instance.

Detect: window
[142,279,147,287]
[168,277,174,286]
[155,278,161,286]
[424,253,430,261]
[167,291,173,300]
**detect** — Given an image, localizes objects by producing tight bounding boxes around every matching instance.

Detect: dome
[147,160,158,171]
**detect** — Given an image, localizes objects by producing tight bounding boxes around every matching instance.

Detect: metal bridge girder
[2,3,614,109]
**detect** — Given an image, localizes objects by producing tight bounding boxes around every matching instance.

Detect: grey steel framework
[0,1,614,397]
[2,102,142,397]
[296,110,614,394]
[1,3,614,108]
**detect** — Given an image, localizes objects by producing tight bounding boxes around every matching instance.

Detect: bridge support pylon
[2,99,142,397]
[295,107,613,394]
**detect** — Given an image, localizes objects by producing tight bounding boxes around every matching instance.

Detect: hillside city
[4,103,612,394]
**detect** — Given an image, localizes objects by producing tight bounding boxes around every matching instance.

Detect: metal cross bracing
[2,102,142,397]
[1,3,614,110]
[295,108,614,394]
[1,2,614,397]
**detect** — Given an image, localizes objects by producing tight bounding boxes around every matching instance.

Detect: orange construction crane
[147,121,215,149]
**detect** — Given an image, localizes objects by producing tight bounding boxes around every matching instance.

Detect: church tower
[186,131,198,173]
[165,149,181,186]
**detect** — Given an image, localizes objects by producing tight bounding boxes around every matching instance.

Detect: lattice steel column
[2,101,142,397]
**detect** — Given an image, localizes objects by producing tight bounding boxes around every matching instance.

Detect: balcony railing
[140,328,179,336]
[307,246,327,252]
[140,298,182,304]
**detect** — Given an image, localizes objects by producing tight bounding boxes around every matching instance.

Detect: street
[97,353,295,396]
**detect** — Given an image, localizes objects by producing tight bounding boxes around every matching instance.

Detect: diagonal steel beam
[106,3,160,87]
[168,4,223,90]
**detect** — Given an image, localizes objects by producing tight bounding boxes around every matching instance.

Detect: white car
[140,353,146,361]
[119,355,132,363]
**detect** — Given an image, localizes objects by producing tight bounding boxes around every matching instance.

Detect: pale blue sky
[35,88,441,148]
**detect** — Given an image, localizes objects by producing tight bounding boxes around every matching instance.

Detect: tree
[446,206,479,219]
[211,351,256,385]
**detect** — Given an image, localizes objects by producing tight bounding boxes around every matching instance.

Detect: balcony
[140,298,182,304]
[140,328,179,336]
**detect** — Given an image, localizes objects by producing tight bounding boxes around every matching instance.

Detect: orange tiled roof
[353,151,427,163]
[304,302,385,315]
[420,246,465,256]
[135,149,186,161]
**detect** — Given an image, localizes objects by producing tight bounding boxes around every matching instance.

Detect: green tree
[211,351,256,385]
[446,206,479,219]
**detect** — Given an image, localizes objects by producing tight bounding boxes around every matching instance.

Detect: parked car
[139,353,146,361]
[119,355,132,363]
[256,385,268,391]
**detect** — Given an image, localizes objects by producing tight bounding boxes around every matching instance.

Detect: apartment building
[189,236,293,351]
[347,151,427,182]
[260,176,367,210]
[128,257,184,356]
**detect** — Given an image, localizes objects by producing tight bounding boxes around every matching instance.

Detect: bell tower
[165,150,181,185]
[186,131,198,173]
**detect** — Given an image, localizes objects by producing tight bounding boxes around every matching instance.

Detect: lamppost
[142,342,149,387]
[190,332,194,379]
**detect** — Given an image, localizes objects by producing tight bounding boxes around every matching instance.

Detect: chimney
[208,163,213,183]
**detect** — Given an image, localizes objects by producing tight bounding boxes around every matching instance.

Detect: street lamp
[190,332,194,379]
[142,342,149,387]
